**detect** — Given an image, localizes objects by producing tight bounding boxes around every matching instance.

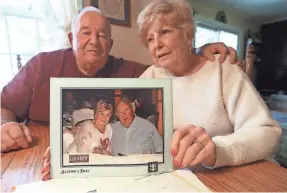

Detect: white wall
[83,0,260,63]
[109,0,153,65]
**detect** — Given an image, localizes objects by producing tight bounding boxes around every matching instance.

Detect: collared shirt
[111,116,163,155]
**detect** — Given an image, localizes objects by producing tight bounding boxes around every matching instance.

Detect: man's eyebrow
[147,34,153,38]
[79,26,90,31]
[79,26,108,33]
[117,108,127,112]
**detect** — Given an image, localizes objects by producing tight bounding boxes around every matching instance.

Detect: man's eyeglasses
[116,108,131,116]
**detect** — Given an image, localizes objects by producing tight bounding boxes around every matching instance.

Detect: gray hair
[71,6,102,36]
[137,0,195,47]
[115,98,133,112]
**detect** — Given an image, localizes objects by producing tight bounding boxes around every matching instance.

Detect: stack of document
[12,169,211,192]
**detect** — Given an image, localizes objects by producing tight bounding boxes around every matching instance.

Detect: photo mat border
[50,78,173,178]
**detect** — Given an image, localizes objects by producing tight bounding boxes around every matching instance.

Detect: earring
[190,45,195,53]
[190,45,194,52]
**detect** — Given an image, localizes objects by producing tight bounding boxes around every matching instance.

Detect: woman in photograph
[138,0,281,169]
[66,100,113,155]
[63,108,95,152]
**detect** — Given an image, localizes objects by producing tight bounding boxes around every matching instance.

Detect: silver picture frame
[50,78,173,178]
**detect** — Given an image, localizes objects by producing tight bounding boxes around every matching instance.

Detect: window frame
[195,22,240,51]
[0,6,44,85]
[194,14,243,58]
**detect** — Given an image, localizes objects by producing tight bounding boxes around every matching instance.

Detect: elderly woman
[138,0,282,169]
[41,100,113,180]
[66,100,113,155]
[63,108,94,152]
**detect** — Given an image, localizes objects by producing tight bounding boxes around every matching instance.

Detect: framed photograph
[50,78,173,178]
[90,0,131,27]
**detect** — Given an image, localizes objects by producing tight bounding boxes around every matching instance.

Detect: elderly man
[1,6,236,153]
[111,99,162,155]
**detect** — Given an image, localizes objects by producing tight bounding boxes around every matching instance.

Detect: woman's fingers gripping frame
[188,131,215,167]
[43,146,51,161]
[179,128,208,167]
[171,125,203,167]
[41,157,51,181]
[189,141,216,167]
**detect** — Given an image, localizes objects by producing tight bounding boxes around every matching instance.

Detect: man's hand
[237,60,246,72]
[1,122,32,153]
[197,42,238,64]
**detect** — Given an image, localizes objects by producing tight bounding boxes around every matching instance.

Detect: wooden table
[1,124,287,192]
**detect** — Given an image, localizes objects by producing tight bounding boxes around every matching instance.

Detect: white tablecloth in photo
[63,153,163,166]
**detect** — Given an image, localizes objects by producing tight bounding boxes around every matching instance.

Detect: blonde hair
[94,100,113,114]
[137,0,195,47]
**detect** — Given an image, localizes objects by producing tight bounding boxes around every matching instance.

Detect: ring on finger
[193,140,204,151]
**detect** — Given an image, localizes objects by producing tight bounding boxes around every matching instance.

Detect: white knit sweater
[140,55,282,168]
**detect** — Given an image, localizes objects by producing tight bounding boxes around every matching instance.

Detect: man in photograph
[111,99,163,156]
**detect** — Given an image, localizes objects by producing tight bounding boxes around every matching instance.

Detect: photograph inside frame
[62,88,165,166]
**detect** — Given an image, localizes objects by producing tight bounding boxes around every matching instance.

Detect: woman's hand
[170,125,216,168]
[41,147,51,181]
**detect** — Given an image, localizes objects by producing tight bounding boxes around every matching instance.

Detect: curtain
[34,0,79,50]
[43,0,79,49]
[0,0,80,89]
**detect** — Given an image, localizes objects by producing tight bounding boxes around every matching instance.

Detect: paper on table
[12,169,211,192]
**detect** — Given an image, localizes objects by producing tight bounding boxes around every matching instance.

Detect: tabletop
[1,123,287,192]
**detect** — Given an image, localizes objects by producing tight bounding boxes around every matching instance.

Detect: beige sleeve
[212,64,282,168]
